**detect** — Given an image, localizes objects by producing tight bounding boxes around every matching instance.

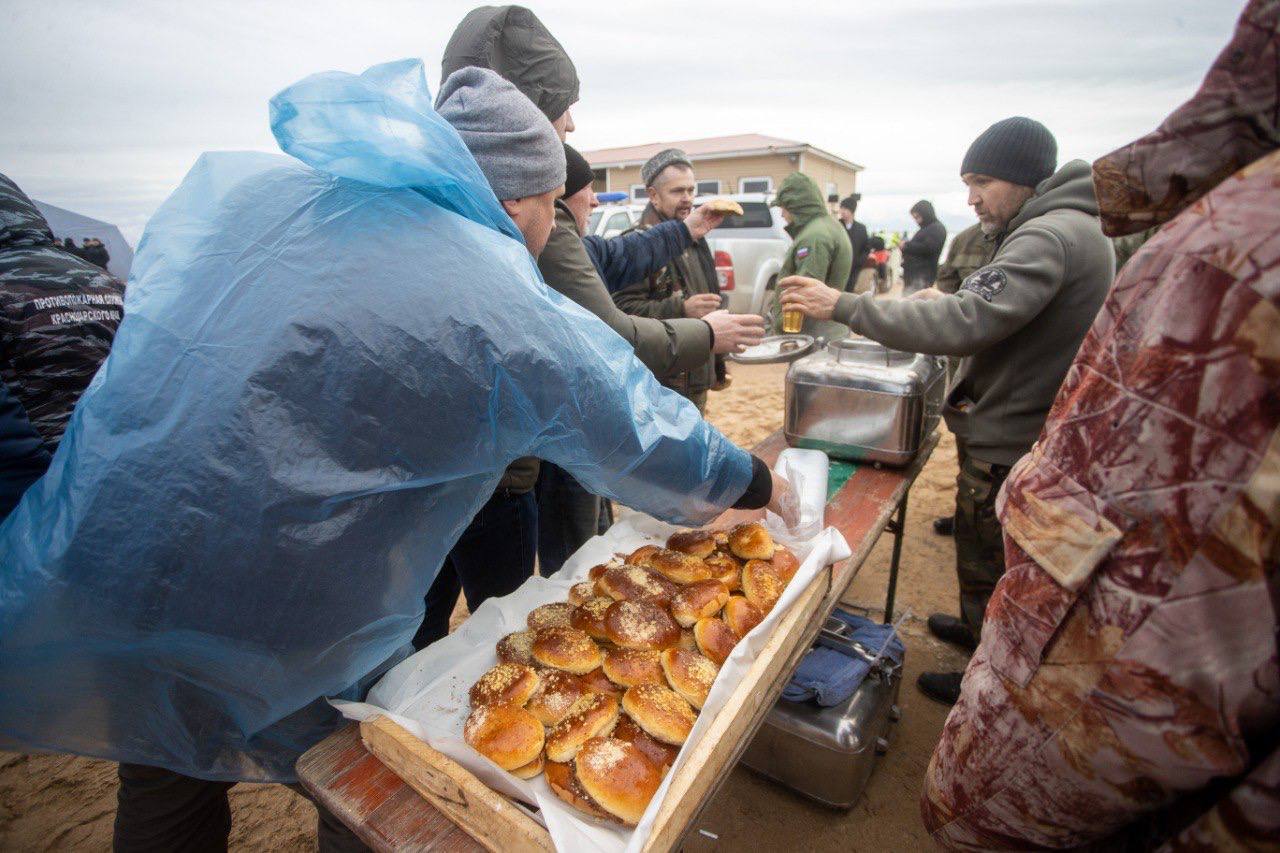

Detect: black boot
[933,515,955,536]
[916,671,964,705]
[926,613,977,651]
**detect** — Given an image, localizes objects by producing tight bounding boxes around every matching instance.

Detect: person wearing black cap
[837,194,872,293]
[780,116,1114,704]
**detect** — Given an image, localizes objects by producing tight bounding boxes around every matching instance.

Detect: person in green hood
[767,172,853,340]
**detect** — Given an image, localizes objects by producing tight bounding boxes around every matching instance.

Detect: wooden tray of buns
[357,520,838,852]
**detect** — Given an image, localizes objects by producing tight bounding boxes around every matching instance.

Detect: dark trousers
[413,488,537,650]
[953,443,1011,639]
[113,764,368,852]
[535,462,604,577]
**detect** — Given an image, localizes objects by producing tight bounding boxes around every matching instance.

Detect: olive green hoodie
[769,173,853,340]
[831,160,1114,466]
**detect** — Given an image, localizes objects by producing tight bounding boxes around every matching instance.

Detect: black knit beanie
[961,117,1057,187]
[563,143,595,198]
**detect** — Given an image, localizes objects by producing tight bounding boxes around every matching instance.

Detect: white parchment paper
[333,514,851,852]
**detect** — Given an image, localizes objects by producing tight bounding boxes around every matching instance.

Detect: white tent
[33,199,134,282]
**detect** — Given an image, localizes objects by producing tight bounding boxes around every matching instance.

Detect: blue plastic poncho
[0,59,751,782]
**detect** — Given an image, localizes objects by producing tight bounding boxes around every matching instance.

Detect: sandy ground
[0,360,964,852]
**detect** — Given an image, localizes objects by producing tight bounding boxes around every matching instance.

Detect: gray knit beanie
[641,148,693,187]
[437,66,566,199]
[961,117,1057,188]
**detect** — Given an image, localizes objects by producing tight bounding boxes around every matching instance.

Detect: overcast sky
[1,0,1245,245]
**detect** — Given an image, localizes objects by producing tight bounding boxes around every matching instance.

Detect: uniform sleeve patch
[960,266,1007,301]
[795,246,810,260]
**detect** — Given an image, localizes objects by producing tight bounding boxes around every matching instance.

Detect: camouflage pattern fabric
[0,172,125,448]
[922,4,1280,847]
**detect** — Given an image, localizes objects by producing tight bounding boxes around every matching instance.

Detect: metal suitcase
[739,617,903,808]
[784,336,945,466]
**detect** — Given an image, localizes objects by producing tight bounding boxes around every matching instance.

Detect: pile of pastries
[462,522,798,826]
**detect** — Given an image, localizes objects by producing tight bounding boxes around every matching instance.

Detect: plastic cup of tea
[782,309,803,334]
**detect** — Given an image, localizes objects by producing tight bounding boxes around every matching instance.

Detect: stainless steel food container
[740,623,903,809]
[784,337,945,465]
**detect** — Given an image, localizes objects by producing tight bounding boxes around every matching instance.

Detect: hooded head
[0,173,55,252]
[1093,0,1279,236]
[910,200,937,226]
[440,5,579,132]
[773,172,826,231]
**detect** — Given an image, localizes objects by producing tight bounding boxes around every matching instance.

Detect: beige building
[581,134,862,203]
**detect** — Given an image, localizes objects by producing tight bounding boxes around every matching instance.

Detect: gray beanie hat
[641,148,693,187]
[437,66,566,199]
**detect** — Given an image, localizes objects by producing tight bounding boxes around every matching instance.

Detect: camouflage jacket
[0,172,124,450]
[923,4,1280,848]
[934,222,992,294]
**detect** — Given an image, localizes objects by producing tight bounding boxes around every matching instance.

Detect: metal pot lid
[729,334,816,364]
[830,336,916,365]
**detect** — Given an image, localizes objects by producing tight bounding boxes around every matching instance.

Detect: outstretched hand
[779,275,841,321]
[684,206,726,240]
[766,470,800,529]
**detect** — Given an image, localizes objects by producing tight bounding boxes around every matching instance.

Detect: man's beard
[979,220,1001,235]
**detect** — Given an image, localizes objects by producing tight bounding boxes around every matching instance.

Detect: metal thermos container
[784,337,945,466]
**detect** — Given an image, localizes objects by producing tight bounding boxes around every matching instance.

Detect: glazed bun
[742,559,785,612]
[665,529,717,559]
[596,564,677,607]
[545,693,620,762]
[525,669,589,726]
[660,648,719,710]
[579,666,623,698]
[575,737,664,826]
[771,545,800,583]
[469,663,540,708]
[728,522,775,560]
[570,596,614,641]
[495,630,536,666]
[569,580,598,606]
[704,552,742,591]
[670,579,730,627]
[693,617,739,666]
[604,600,680,651]
[602,648,664,688]
[723,595,764,637]
[612,713,679,770]
[588,563,612,581]
[675,628,697,651]
[545,760,614,822]
[625,545,662,567]
[647,548,713,585]
[510,751,545,780]
[531,626,604,675]
[622,684,696,745]
[527,602,575,631]
[464,703,544,771]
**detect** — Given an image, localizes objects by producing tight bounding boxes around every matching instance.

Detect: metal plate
[729,334,816,365]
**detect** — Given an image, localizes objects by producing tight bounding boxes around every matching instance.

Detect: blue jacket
[584,219,691,294]
[0,381,50,519]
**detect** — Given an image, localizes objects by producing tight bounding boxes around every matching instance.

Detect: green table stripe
[827,460,858,501]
